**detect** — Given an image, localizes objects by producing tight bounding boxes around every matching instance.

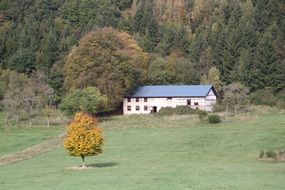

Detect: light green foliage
[208,67,222,92]
[222,82,249,116]
[60,87,109,116]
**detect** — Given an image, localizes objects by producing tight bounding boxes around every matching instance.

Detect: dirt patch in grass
[0,133,65,166]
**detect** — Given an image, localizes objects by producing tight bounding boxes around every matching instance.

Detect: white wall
[205,89,217,112]
[123,96,215,115]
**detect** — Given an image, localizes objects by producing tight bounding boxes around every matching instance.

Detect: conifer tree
[252,31,283,92]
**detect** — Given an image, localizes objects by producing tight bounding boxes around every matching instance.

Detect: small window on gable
[127,98,131,102]
[127,106,131,111]
[144,98,148,102]
[136,98,140,102]
[144,106,148,111]
[194,102,199,106]
[136,106,140,111]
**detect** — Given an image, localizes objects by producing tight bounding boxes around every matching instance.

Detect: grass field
[0,112,64,156]
[0,109,285,189]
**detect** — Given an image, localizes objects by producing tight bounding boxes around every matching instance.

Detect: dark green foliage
[265,150,277,159]
[6,48,36,74]
[158,24,189,55]
[259,150,265,159]
[249,89,285,108]
[208,115,222,124]
[252,31,283,92]
[132,0,159,52]
[0,0,285,105]
[157,106,198,116]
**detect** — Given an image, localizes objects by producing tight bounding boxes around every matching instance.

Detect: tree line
[0,0,284,122]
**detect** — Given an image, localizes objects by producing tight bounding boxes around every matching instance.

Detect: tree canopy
[64,27,148,109]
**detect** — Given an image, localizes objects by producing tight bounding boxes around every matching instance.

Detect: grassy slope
[0,112,285,189]
[0,112,64,156]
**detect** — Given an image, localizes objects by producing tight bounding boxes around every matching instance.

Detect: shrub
[157,106,197,116]
[208,114,221,124]
[265,150,277,159]
[259,150,265,159]
[249,89,277,107]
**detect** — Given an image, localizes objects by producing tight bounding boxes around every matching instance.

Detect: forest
[0,0,284,122]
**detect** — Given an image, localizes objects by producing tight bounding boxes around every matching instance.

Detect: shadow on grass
[87,162,118,168]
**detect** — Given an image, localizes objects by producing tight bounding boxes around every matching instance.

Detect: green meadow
[0,109,285,190]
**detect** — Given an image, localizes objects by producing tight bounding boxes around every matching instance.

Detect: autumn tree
[64,27,148,109]
[64,112,103,168]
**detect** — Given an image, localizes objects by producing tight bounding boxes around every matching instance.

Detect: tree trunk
[81,155,86,168]
[226,105,229,121]
[47,116,50,128]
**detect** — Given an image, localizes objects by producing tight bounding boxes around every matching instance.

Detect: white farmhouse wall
[123,96,214,115]
[205,89,217,111]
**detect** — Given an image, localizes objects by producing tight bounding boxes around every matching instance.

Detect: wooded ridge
[0,0,284,117]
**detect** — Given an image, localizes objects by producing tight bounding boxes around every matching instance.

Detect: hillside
[0,0,284,113]
[0,109,285,189]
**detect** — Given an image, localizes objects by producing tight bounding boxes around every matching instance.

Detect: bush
[208,114,221,124]
[157,106,197,116]
[259,150,265,159]
[265,150,277,159]
[249,89,277,107]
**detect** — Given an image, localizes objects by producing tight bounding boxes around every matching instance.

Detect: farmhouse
[123,85,218,115]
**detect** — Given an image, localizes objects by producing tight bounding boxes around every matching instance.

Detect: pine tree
[252,31,283,92]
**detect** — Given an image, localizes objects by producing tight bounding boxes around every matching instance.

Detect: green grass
[0,112,64,156]
[0,111,285,189]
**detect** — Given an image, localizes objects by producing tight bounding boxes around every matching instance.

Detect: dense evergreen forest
[0,0,285,119]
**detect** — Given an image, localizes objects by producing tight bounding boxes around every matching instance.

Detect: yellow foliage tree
[64,112,103,168]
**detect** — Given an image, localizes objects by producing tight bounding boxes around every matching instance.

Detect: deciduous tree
[60,87,109,116]
[64,112,103,168]
[64,27,148,110]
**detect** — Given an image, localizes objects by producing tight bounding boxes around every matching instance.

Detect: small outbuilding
[123,85,218,115]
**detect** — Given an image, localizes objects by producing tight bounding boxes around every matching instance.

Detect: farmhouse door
[151,106,157,114]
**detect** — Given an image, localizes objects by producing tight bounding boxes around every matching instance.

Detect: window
[136,98,139,102]
[187,99,191,105]
[127,98,131,102]
[136,106,140,111]
[144,106,148,111]
[144,98,148,102]
[127,106,131,111]
[194,102,199,106]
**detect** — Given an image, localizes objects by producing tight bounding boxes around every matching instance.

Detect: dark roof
[127,85,217,98]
